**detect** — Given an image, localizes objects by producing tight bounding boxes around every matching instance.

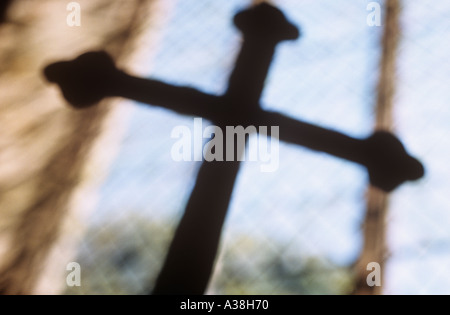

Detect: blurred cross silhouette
[44,3,424,295]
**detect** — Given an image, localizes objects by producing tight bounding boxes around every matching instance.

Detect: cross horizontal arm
[256,110,424,192]
[111,72,221,120]
[44,51,222,120]
[257,111,365,164]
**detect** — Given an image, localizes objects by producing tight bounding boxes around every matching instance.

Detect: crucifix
[44,3,424,294]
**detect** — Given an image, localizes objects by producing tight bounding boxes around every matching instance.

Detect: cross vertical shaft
[152,140,243,294]
[152,3,300,294]
[226,40,276,106]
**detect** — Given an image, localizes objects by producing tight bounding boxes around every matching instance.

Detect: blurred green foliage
[65,213,354,295]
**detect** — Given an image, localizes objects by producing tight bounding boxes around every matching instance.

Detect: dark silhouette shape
[43,3,424,295]
[0,0,12,24]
